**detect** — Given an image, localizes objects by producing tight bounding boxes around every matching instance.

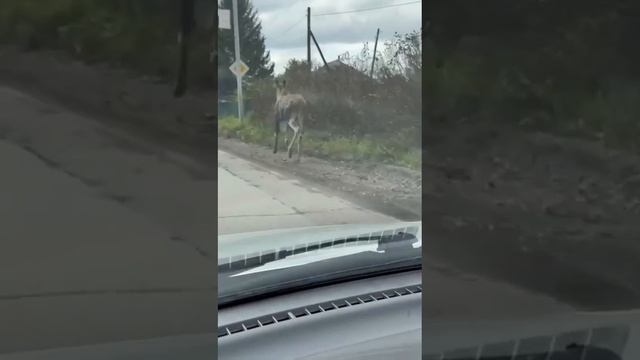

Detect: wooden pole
[370,28,380,78]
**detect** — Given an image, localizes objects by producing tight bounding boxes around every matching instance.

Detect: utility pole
[307,7,311,72]
[232,0,244,122]
[310,31,330,70]
[370,28,380,78]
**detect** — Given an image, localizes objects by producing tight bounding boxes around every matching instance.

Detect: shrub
[242,38,422,152]
[0,0,213,87]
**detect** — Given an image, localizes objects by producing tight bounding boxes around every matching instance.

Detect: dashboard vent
[218,284,421,338]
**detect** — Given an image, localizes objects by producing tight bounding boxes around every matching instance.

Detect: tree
[218,0,274,96]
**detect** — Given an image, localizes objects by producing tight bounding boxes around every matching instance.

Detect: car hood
[218,221,422,261]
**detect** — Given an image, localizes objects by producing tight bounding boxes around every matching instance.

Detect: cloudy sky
[246,0,422,74]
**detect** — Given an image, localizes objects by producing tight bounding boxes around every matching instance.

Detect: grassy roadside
[218,116,421,170]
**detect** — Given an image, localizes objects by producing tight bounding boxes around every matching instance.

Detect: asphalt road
[218,150,396,235]
[0,85,573,355]
[0,86,216,354]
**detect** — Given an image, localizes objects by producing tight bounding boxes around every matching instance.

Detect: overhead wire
[312,0,421,17]
[278,16,306,36]
[272,0,311,37]
[270,1,419,72]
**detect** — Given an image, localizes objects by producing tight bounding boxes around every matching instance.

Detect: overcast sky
[245,0,422,74]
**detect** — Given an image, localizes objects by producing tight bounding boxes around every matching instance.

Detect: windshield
[217,0,422,306]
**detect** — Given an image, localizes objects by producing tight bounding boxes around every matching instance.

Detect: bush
[242,36,422,152]
[0,0,214,88]
[426,4,640,153]
[244,78,276,125]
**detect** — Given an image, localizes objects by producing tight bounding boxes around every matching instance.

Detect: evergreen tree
[218,0,274,95]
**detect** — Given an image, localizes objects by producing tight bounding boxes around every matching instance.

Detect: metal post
[307,7,311,72]
[370,28,380,78]
[232,0,244,121]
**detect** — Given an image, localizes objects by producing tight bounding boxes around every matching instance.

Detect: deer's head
[274,78,287,98]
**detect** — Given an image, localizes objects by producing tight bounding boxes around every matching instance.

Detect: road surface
[218,150,396,234]
[0,86,216,354]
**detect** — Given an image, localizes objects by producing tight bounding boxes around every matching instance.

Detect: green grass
[218,116,421,170]
[218,116,272,145]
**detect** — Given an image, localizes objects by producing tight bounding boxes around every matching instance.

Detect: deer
[273,78,307,161]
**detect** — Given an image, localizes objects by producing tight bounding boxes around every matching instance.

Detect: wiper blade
[218,257,421,308]
[218,226,421,307]
[218,226,419,274]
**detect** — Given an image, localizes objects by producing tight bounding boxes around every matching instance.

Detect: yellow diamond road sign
[230,60,249,77]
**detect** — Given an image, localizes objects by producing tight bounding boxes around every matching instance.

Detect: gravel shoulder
[218,137,421,220]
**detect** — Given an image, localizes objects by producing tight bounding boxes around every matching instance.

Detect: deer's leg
[296,114,304,162]
[296,127,303,162]
[273,116,279,154]
[288,130,297,159]
[287,118,299,159]
[273,131,279,154]
[282,121,290,152]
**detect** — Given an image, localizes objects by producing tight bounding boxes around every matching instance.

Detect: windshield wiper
[218,228,420,274]
[218,231,421,308]
[218,257,420,308]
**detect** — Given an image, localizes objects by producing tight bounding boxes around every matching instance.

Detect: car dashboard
[218,270,422,360]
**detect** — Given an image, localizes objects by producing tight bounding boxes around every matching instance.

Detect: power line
[270,0,313,37]
[278,16,305,36]
[312,1,421,17]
